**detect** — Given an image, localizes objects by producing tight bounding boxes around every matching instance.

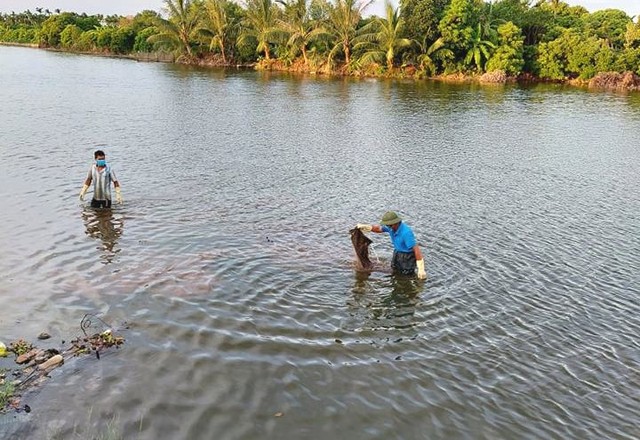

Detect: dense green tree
[38,13,99,46]
[535,28,578,79]
[131,10,162,33]
[399,0,448,44]
[581,9,631,49]
[438,0,477,52]
[566,36,618,79]
[485,21,524,74]
[59,24,82,49]
[110,27,136,53]
[133,26,158,52]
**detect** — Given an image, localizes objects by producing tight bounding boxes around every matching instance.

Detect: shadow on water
[81,206,124,264]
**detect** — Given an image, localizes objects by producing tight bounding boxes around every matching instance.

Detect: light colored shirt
[87,164,117,201]
[382,222,417,253]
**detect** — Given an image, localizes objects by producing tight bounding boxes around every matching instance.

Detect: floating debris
[0,314,126,414]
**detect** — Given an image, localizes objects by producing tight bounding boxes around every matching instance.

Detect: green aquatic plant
[0,377,15,409]
[9,338,33,356]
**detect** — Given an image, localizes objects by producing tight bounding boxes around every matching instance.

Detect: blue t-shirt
[382,222,417,253]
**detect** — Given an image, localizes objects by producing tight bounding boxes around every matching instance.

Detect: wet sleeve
[110,168,118,183]
[86,166,93,181]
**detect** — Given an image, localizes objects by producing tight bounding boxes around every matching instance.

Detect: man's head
[381,211,401,230]
[94,150,106,167]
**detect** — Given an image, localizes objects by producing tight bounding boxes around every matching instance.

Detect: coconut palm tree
[148,0,202,57]
[277,0,328,66]
[353,0,411,71]
[239,0,282,60]
[200,0,235,63]
[326,0,372,67]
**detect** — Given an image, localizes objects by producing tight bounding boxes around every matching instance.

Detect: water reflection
[350,271,423,329]
[81,207,124,264]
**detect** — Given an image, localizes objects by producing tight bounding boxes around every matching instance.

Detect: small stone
[37,332,51,340]
[16,348,39,364]
[274,412,284,417]
[34,351,48,364]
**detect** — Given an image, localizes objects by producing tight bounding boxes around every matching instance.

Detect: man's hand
[416,259,427,280]
[79,184,89,201]
[356,224,372,233]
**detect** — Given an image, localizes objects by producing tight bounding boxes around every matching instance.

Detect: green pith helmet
[380,211,401,225]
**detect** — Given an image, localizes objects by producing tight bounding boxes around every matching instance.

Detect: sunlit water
[1,46,639,439]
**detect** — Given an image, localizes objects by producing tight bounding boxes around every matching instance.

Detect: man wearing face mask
[79,150,123,208]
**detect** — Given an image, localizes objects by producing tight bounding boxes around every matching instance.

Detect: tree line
[1,0,639,80]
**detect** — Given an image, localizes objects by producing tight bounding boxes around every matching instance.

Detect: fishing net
[349,227,373,271]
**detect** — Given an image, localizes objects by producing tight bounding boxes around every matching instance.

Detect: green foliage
[399,0,448,44]
[438,0,476,52]
[535,29,579,79]
[353,1,411,71]
[581,9,631,50]
[486,21,524,75]
[133,26,158,52]
[238,0,282,60]
[0,25,38,43]
[77,29,99,51]
[37,12,100,47]
[110,27,136,53]
[0,0,637,80]
[566,36,618,79]
[0,379,15,409]
[618,47,640,74]
[131,10,162,33]
[276,0,329,66]
[60,24,83,49]
[463,23,495,72]
[326,0,371,66]
[95,26,115,50]
[148,0,202,57]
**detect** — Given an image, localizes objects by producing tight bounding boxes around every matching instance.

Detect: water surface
[1,46,639,439]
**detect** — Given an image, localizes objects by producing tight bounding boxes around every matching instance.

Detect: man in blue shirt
[357,211,426,279]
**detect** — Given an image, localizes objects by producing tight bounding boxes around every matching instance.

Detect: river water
[0,45,639,439]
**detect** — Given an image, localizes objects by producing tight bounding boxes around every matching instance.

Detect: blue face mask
[96,159,106,167]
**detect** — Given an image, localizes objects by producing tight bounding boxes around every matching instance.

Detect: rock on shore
[589,71,640,91]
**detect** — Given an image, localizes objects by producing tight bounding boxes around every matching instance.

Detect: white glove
[416,259,427,280]
[115,186,123,204]
[79,184,89,201]
[356,224,372,232]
